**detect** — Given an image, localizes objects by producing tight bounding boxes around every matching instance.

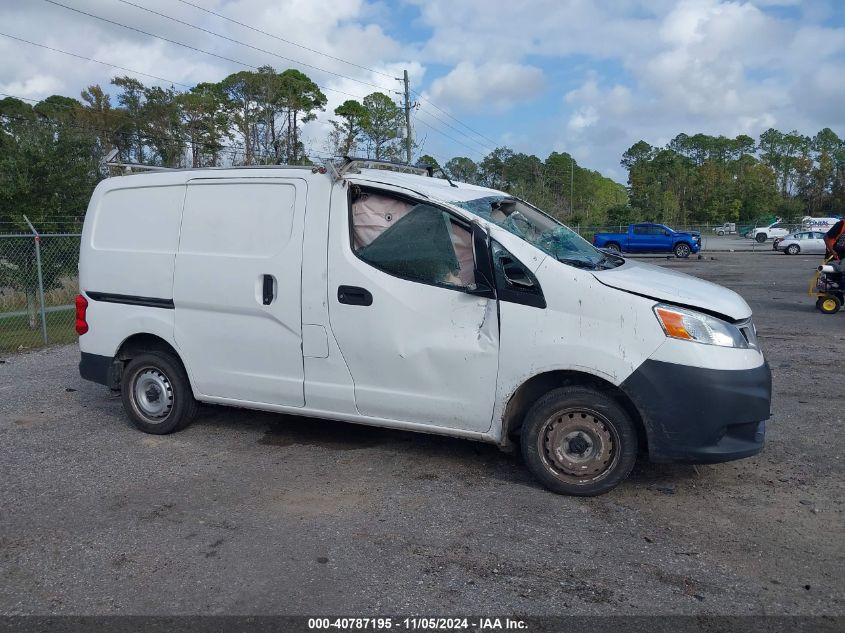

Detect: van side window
[350,189,475,289]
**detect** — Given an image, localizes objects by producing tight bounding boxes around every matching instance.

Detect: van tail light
[75,294,89,335]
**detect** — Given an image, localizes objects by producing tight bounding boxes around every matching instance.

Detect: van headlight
[653,304,749,348]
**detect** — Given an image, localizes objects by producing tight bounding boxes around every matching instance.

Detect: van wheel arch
[114,333,192,395]
[502,370,648,455]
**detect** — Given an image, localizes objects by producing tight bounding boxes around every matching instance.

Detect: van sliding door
[173,178,306,406]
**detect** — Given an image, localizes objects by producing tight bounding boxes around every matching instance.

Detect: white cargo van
[801,216,841,233]
[77,160,771,495]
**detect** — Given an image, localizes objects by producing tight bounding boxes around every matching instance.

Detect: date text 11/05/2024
[307,617,528,630]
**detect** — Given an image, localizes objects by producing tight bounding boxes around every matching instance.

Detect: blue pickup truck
[593,223,701,258]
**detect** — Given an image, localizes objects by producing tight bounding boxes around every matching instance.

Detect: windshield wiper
[556,257,598,269]
[597,253,623,269]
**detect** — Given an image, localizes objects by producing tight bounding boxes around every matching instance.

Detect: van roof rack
[337,156,433,178]
[106,162,174,174]
[103,160,313,176]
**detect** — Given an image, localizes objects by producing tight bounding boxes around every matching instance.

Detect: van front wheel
[122,352,198,434]
[521,386,637,496]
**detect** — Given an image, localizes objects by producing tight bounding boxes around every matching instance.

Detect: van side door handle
[337,285,372,306]
[262,274,275,305]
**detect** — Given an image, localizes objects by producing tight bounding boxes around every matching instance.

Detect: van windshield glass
[454,195,622,270]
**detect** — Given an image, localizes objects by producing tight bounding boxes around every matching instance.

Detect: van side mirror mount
[501,257,534,288]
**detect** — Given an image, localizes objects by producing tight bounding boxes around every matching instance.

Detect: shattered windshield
[454,195,622,270]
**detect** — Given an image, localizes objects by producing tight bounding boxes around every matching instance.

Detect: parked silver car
[777,231,827,255]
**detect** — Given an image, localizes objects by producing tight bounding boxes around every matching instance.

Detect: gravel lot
[0,251,842,617]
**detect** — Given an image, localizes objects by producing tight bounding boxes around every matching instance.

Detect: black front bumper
[621,359,771,463]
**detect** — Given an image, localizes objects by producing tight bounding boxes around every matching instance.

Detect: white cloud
[568,106,599,131]
[0,0,405,104]
[0,0,843,178]
[428,61,545,111]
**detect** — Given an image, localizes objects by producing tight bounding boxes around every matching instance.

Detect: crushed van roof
[350,168,506,204]
[101,163,507,205]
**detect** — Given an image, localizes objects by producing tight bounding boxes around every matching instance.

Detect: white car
[750,222,790,243]
[76,158,771,496]
[778,231,827,255]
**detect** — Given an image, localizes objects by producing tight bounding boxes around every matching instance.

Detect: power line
[174,0,395,81]
[414,112,486,160]
[412,89,500,149]
[113,0,396,93]
[4,25,370,107]
[416,105,496,155]
[11,7,496,167]
[112,0,498,157]
[0,31,193,89]
[40,0,371,103]
[41,0,502,162]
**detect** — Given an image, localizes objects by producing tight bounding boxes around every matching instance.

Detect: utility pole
[400,70,413,164]
[570,155,574,215]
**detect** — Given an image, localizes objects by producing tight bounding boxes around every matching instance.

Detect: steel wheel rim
[823,298,837,312]
[131,367,174,423]
[537,408,620,484]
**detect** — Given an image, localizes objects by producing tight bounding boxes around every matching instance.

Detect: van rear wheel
[520,386,637,496]
[121,352,198,434]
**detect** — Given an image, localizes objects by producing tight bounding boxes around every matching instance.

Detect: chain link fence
[0,219,812,356]
[0,231,81,355]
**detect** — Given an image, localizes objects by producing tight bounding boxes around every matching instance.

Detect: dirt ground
[0,251,842,617]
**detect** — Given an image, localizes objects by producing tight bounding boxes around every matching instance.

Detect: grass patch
[0,307,77,355]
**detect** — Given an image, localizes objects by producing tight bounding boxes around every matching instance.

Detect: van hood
[592,259,752,321]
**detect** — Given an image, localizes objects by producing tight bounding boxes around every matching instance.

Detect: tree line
[619,129,845,227]
[1,63,842,234]
[0,64,626,231]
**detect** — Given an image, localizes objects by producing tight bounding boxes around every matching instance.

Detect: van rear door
[173,178,306,406]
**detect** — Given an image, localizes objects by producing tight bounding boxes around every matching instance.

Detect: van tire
[121,352,198,434]
[520,386,637,496]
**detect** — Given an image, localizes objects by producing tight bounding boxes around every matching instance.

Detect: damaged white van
[77,159,771,496]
